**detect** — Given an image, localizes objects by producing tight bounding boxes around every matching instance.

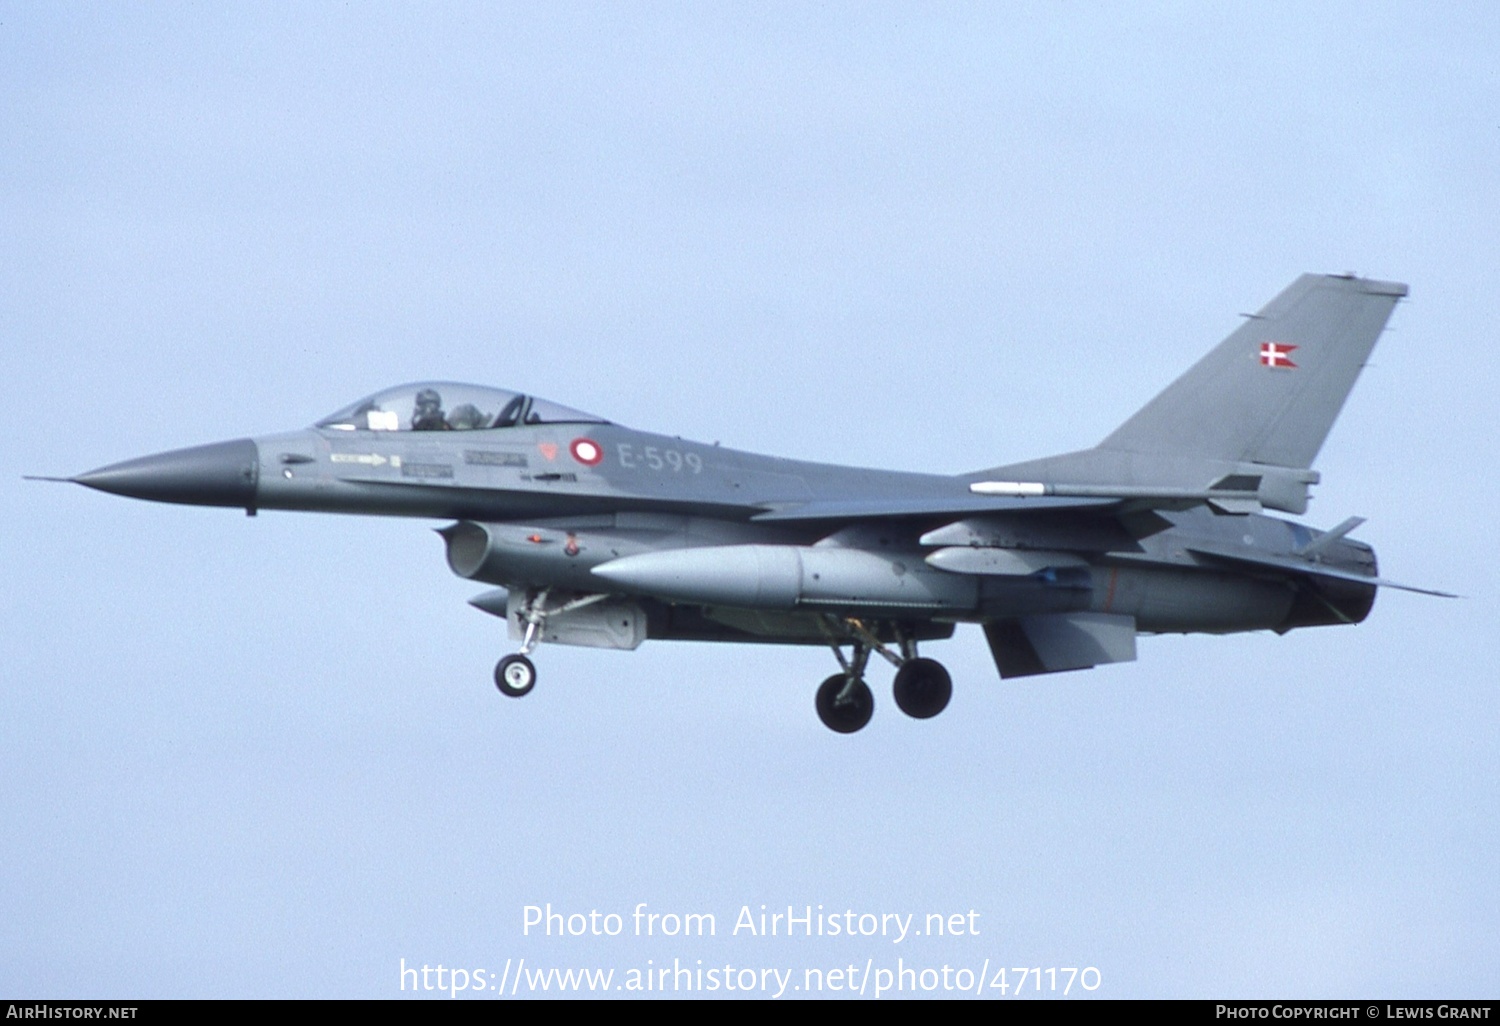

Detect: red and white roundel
[569,437,604,466]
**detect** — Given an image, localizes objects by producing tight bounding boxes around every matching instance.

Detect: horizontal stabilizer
[1186,545,1457,598]
[1293,516,1366,558]
[983,612,1137,679]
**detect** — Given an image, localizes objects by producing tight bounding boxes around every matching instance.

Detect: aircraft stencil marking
[616,443,703,473]
[464,450,528,468]
[43,273,1450,733]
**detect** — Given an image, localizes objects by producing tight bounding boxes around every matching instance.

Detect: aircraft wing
[754,475,1298,526]
[749,494,1118,523]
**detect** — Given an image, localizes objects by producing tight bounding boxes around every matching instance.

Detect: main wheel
[892,657,952,719]
[815,673,874,734]
[494,654,537,697]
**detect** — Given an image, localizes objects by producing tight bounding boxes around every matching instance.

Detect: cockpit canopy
[316,382,608,433]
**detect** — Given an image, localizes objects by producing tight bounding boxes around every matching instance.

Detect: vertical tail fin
[1098,274,1407,469]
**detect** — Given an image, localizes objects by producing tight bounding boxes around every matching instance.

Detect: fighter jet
[46,273,1450,732]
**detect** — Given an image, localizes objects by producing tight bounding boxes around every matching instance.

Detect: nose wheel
[495,654,537,697]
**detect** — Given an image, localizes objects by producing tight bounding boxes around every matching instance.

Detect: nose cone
[74,438,260,508]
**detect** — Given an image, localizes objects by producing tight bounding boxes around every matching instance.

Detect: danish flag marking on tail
[1259,341,1298,368]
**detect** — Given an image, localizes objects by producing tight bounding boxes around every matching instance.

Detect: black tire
[494,654,537,697]
[893,657,952,719]
[815,673,874,734]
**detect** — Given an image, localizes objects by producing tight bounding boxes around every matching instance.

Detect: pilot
[411,388,450,431]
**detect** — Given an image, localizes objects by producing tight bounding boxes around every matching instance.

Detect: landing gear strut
[492,589,607,699]
[814,639,876,734]
[813,617,953,732]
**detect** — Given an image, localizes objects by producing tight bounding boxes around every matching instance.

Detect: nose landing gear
[492,589,608,699]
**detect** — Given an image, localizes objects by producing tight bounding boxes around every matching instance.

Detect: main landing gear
[816,645,876,735]
[814,617,953,734]
[492,589,607,699]
[893,657,953,719]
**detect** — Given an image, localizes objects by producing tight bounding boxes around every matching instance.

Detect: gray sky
[3,1,1496,998]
